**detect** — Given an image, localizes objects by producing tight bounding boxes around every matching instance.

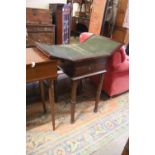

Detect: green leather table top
[36,35,122,62]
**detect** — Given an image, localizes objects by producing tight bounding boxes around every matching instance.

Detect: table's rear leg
[48,79,55,130]
[94,73,104,112]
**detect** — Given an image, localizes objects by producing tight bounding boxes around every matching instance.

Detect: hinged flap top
[36,35,122,62]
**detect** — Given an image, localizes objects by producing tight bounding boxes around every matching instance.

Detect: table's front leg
[71,80,79,123]
[48,79,55,130]
[94,73,104,112]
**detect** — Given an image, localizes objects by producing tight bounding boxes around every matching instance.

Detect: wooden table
[26,48,57,130]
[58,57,108,123]
[35,35,122,124]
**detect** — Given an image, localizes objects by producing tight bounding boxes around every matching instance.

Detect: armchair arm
[111,60,129,72]
[109,46,129,72]
[79,32,94,43]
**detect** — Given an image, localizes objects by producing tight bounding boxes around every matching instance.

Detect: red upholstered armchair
[79,32,94,43]
[79,32,129,97]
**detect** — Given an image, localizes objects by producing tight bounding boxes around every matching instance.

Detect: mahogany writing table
[35,35,123,123]
[26,48,57,130]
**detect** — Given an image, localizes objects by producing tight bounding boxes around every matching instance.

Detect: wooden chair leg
[94,73,104,112]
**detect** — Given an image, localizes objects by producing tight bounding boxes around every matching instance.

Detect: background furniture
[112,0,129,44]
[49,3,72,44]
[26,8,55,47]
[68,0,93,36]
[26,48,57,130]
[89,0,107,34]
[79,32,129,97]
[101,0,120,38]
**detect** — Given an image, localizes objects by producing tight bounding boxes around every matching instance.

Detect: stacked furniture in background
[79,32,129,97]
[26,8,56,102]
[26,8,55,47]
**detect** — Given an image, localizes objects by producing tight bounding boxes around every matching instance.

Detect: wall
[26,0,67,9]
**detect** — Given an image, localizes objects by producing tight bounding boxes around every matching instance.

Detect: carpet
[26,79,128,155]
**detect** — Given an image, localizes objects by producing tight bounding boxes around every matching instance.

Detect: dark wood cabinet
[49,4,72,44]
[26,8,55,47]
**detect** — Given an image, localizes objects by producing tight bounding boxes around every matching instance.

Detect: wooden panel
[89,0,107,34]
[112,26,129,44]
[56,5,63,44]
[123,2,129,28]
[115,0,128,27]
[26,8,52,24]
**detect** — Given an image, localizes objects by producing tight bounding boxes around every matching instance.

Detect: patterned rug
[26,79,128,155]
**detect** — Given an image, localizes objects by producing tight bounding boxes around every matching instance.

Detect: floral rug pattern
[27,80,128,155]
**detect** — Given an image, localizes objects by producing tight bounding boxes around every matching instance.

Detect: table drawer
[60,57,108,77]
[74,59,107,77]
[74,64,106,77]
[26,61,57,82]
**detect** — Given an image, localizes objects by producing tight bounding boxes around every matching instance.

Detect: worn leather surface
[36,35,122,62]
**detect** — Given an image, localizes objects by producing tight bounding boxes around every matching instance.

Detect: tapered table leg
[39,80,46,113]
[71,80,78,124]
[54,80,58,103]
[94,73,104,112]
[48,79,55,130]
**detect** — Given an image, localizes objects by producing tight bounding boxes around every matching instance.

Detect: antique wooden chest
[26,8,55,47]
[26,23,55,47]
